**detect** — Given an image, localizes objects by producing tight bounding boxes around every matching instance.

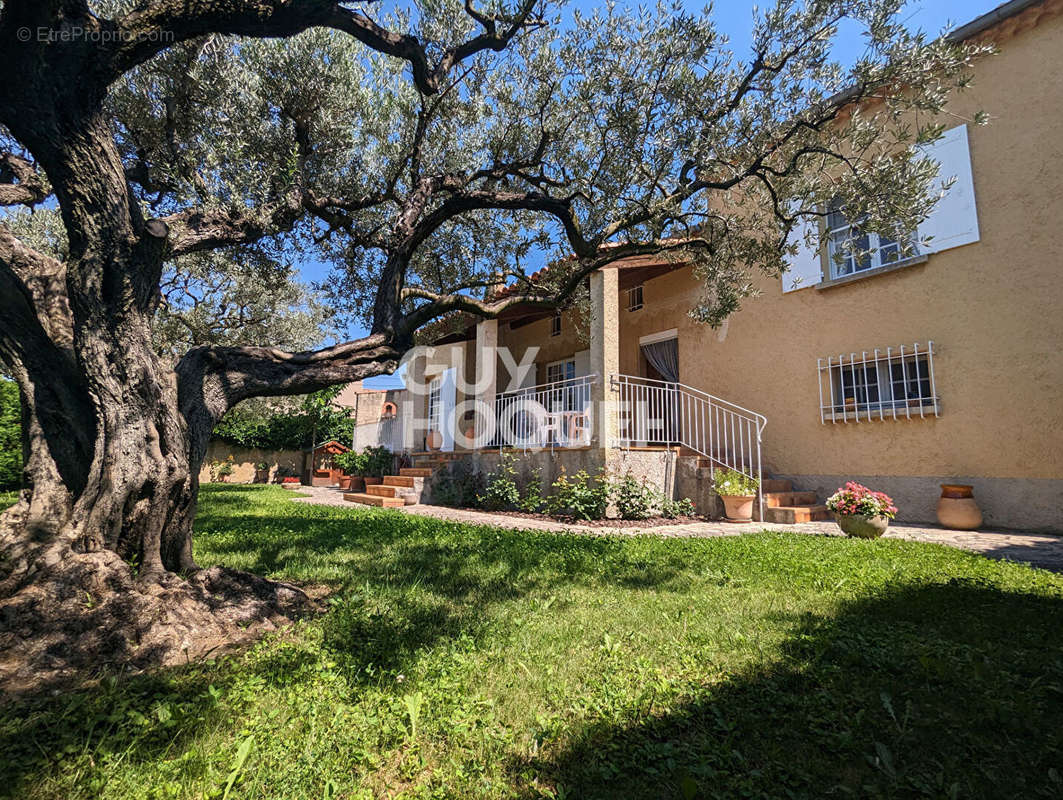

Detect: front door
[638,336,680,445]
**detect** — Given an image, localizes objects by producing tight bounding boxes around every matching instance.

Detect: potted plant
[334,450,366,491]
[362,446,392,486]
[254,461,270,483]
[277,465,301,488]
[713,468,759,521]
[825,482,898,538]
[211,458,235,483]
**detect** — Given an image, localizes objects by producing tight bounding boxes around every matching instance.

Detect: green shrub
[335,447,392,477]
[713,467,759,497]
[0,379,20,490]
[612,473,657,520]
[661,496,697,518]
[518,469,545,513]
[362,446,393,478]
[333,450,367,475]
[547,469,609,520]
[479,455,521,511]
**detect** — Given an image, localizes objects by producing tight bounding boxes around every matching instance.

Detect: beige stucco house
[375,0,1063,530]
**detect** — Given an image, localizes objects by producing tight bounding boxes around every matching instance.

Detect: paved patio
[291,486,1063,572]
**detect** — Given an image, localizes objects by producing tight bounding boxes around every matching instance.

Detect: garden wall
[198,441,304,485]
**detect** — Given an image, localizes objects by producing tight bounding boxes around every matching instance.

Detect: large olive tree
[0,0,979,679]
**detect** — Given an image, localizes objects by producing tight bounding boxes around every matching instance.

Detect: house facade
[367,0,1063,530]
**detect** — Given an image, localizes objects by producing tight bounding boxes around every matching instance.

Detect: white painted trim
[639,328,678,346]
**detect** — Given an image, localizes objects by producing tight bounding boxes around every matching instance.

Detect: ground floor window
[817,342,939,422]
[427,376,442,432]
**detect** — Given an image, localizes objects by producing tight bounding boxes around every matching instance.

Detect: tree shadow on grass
[197,507,693,681]
[516,579,1063,799]
[0,508,682,793]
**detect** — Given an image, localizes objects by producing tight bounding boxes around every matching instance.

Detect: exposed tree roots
[0,544,321,697]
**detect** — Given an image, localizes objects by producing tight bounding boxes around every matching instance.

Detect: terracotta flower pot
[337,476,352,491]
[937,484,982,530]
[721,494,755,522]
[346,476,365,492]
[834,513,889,539]
[363,476,383,486]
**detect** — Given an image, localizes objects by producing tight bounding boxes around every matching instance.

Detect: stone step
[366,484,399,498]
[384,475,417,487]
[399,468,434,477]
[763,490,818,508]
[343,492,405,508]
[765,504,830,524]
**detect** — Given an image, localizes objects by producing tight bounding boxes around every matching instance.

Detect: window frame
[824,200,912,280]
[427,375,442,433]
[626,284,644,312]
[550,313,562,337]
[817,342,940,423]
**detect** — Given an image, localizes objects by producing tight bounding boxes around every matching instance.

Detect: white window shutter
[917,124,980,255]
[781,213,822,292]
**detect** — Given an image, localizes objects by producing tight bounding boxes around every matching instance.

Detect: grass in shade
[2,484,1062,799]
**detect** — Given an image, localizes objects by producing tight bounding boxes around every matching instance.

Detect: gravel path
[290,486,1063,572]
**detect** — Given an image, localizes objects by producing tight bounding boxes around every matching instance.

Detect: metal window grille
[626,285,644,311]
[818,342,940,423]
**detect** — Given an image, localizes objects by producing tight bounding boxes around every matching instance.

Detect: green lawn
[3,485,1062,799]
[0,490,16,511]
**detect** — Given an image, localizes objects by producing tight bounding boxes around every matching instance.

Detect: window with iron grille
[818,342,940,423]
[550,313,562,336]
[626,285,644,311]
[826,197,913,279]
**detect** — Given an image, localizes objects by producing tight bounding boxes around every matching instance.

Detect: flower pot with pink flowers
[825,482,898,538]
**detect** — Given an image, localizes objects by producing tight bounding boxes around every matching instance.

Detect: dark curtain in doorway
[641,338,679,383]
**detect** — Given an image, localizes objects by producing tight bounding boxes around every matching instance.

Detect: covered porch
[408,264,768,492]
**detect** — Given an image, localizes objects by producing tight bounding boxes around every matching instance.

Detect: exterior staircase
[759,477,831,524]
[687,456,829,524]
[343,470,429,508]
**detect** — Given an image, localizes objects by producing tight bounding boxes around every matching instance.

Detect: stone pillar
[589,268,620,457]
[473,319,499,448]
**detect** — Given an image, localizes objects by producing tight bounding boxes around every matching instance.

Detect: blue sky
[340,0,1001,388]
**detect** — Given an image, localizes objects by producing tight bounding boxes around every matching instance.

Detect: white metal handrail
[491,374,598,450]
[610,373,767,518]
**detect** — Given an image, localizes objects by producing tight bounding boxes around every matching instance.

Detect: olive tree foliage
[0,0,981,592]
[1,206,329,360]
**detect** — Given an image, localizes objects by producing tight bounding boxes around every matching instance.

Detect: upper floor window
[626,285,644,311]
[781,124,980,293]
[825,198,910,279]
[550,313,562,336]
